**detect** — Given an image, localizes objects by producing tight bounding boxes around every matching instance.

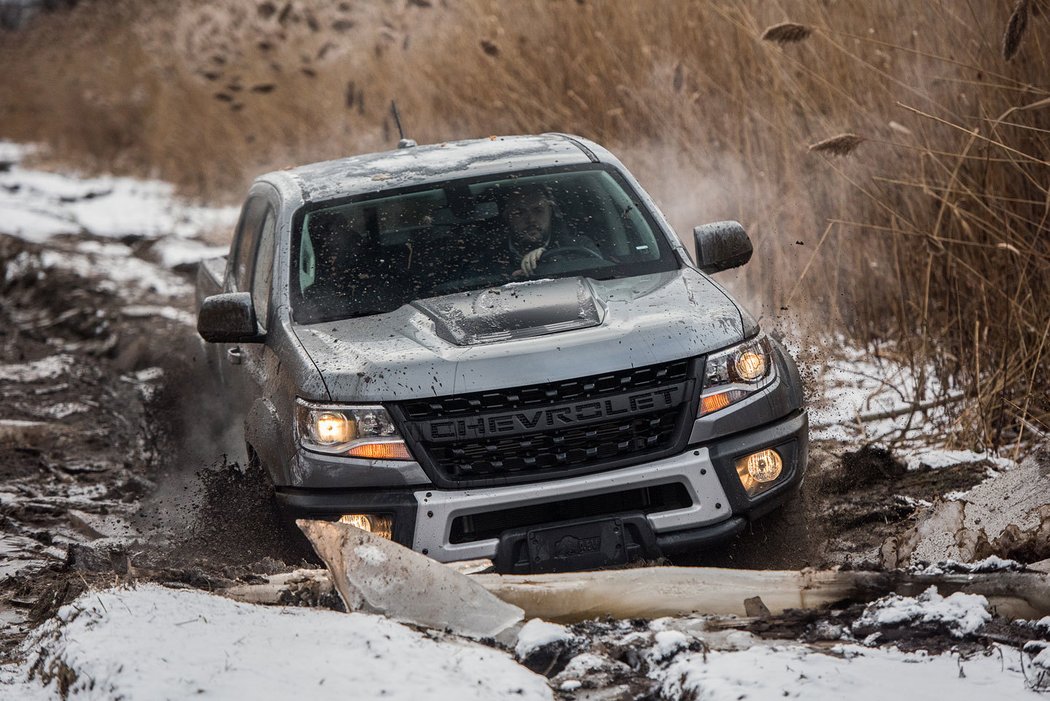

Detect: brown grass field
[1,0,1047,449]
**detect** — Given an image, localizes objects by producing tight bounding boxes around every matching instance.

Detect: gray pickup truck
[196,134,807,573]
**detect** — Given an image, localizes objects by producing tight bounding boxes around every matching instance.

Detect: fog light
[746,449,782,482]
[734,448,784,496]
[338,513,394,539]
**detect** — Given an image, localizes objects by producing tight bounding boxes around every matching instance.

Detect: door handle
[226,347,244,365]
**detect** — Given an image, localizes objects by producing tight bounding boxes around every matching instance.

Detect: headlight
[699,335,776,415]
[296,400,413,460]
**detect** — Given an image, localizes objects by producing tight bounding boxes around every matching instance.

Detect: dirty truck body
[196,134,808,573]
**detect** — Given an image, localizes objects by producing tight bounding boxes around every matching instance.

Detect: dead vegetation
[0,0,1047,450]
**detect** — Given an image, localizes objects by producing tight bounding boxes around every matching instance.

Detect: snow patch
[150,238,229,269]
[854,586,990,638]
[39,249,189,299]
[560,652,616,675]
[649,630,691,661]
[514,618,575,659]
[1,584,552,700]
[0,355,75,383]
[121,305,196,326]
[653,644,1032,701]
[915,556,1025,575]
[0,160,238,243]
[903,448,1015,472]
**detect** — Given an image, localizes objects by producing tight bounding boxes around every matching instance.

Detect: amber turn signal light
[345,440,413,460]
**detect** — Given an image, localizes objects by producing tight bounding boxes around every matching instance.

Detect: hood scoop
[412,277,605,346]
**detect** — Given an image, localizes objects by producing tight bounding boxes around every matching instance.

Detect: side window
[231,196,268,291]
[299,218,316,292]
[251,208,277,330]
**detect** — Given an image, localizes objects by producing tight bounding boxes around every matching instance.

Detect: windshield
[290,165,679,324]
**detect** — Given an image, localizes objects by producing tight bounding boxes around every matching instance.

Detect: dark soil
[0,234,312,658]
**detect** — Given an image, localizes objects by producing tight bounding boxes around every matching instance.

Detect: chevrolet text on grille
[421,384,688,441]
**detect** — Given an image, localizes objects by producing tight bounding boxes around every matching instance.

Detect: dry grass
[0,0,1047,450]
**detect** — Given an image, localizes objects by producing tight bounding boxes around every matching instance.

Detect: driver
[497,183,600,277]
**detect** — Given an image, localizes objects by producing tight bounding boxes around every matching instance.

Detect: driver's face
[505,191,552,248]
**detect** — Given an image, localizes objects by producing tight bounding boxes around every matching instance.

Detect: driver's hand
[520,246,546,275]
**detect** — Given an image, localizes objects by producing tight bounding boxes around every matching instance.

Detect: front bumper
[276,408,808,566]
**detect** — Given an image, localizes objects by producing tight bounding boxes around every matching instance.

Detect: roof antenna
[390,101,417,149]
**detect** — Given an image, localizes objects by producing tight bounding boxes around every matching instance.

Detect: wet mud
[0,232,1041,669]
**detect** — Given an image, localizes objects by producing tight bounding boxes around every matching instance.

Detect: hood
[293,268,745,402]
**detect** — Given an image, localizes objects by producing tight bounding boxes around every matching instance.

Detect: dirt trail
[0,227,1034,663]
[0,233,311,657]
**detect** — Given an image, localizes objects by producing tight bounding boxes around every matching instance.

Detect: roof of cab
[274,134,598,204]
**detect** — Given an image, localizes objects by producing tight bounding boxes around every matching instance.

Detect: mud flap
[494,513,661,574]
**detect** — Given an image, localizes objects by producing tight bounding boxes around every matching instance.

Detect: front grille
[401,359,691,420]
[398,357,696,486]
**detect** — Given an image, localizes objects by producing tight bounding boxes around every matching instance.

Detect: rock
[66,541,131,574]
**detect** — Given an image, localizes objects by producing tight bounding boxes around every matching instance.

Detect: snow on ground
[545,614,1048,699]
[149,236,229,268]
[803,338,1017,472]
[653,642,1032,701]
[38,246,190,299]
[0,584,553,701]
[807,341,954,444]
[0,142,239,243]
[4,582,1042,700]
[1,141,238,307]
[0,354,74,382]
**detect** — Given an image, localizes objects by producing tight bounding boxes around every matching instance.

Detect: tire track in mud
[0,233,310,657]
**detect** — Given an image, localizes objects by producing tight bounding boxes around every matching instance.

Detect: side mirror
[197,292,263,343]
[693,221,753,274]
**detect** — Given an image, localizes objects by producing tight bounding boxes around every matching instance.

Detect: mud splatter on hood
[292,269,745,402]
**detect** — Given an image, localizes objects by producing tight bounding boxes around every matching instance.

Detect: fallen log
[223,560,1050,623]
[472,567,1050,622]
